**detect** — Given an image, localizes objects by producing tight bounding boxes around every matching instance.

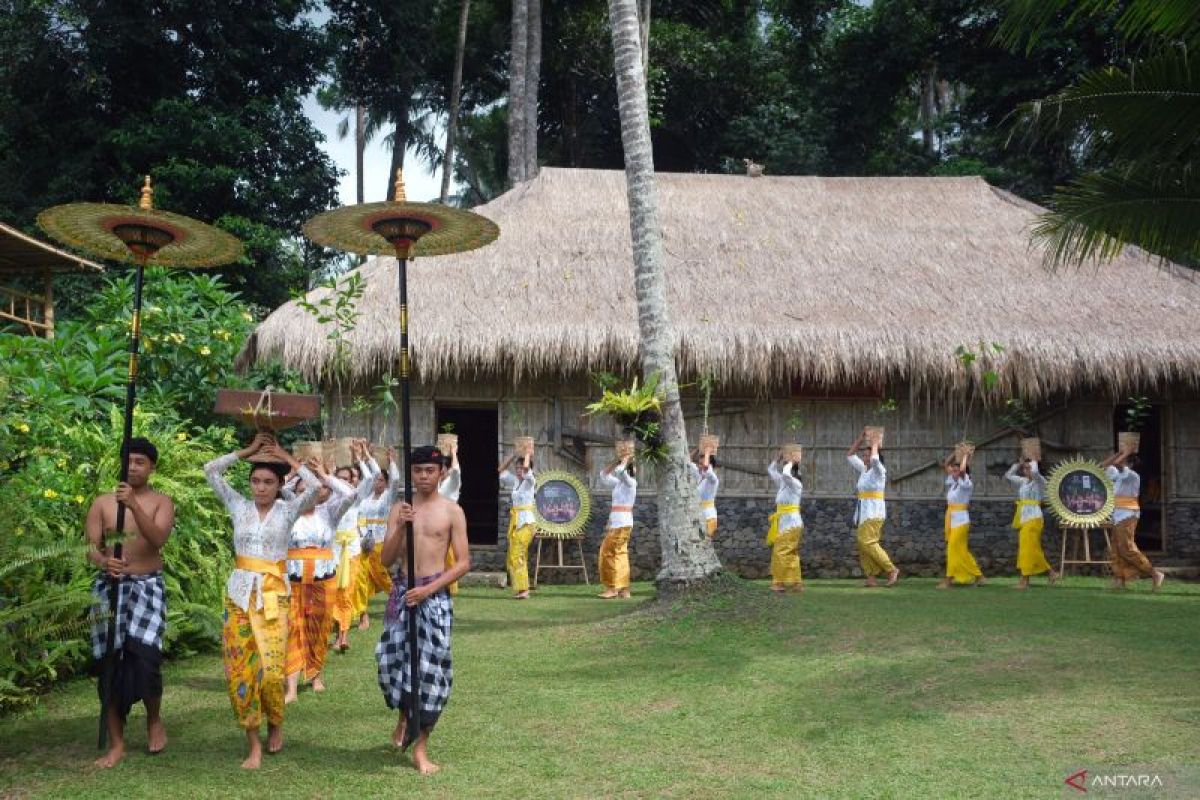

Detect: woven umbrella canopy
[302,169,498,750]
[37,176,242,751]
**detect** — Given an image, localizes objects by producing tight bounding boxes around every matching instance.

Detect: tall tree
[441,0,472,203]
[0,0,340,309]
[524,0,543,180]
[605,0,723,590]
[507,0,529,185]
[1001,0,1200,266]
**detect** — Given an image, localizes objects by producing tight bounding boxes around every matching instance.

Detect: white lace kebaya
[203,452,321,613]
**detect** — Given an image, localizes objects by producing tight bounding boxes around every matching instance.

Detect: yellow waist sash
[234,555,287,620]
[944,503,970,539]
[700,500,716,508]
[335,530,357,589]
[765,504,801,546]
[857,491,885,501]
[1114,497,1140,511]
[1011,499,1041,528]
[288,547,334,584]
[507,504,535,540]
[361,517,388,525]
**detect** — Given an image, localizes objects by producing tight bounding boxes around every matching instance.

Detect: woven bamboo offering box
[954,441,976,462]
[369,444,389,466]
[699,433,720,456]
[437,433,459,455]
[514,435,535,458]
[320,437,355,468]
[864,426,885,448]
[214,388,320,432]
[293,440,324,463]
[1118,431,1141,455]
[615,439,636,460]
[780,443,803,463]
[1020,437,1042,461]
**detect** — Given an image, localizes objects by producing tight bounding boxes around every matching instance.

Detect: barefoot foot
[312,676,326,693]
[147,717,167,754]
[597,590,618,599]
[283,691,298,705]
[1152,570,1165,592]
[514,590,530,600]
[392,717,407,749]
[267,723,283,755]
[886,568,900,587]
[241,732,262,770]
[936,579,950,589]
[864,576,878,588]
[413,752,441,775]
[94,743,125,769]
[617,588,631,599]
[358,613,370,630]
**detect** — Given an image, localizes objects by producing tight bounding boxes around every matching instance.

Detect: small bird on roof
[743,159,764,178]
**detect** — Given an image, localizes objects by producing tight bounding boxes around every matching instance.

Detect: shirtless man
[84,437,176,768]
[376,445,469,775]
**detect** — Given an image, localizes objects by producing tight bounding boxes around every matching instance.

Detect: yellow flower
[242,312,253,322]
[199,345,211,356]
[56,459,67,469]
[175,432,188,442]
[15,527,23,537]
[16,423,30,433]
[74,495,85,504]
[43,489,59,499]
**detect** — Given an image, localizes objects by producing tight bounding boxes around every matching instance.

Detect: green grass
[2,577,1199,799]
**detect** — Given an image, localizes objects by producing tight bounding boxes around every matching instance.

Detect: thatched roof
[0,221,104,273]
[241,168,1200,398]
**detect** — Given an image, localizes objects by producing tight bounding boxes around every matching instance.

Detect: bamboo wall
[324,375,1188,501]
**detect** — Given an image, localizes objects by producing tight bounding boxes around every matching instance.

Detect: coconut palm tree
[507,0,528,186]
[605,0,724,589]
[1001,0,1200,266]
[441,0,471,203]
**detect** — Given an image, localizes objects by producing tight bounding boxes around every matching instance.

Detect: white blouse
[767,461,804,530]
[1005,461,1046,522]
[332,465,377,561]
[687,462,720,520]
[286,473,355,580]
[357,458,401,548]
[203,452,320,612]
[848,454,887,522]
[601,465,637,528]
[1106,466,1141,522]
[945,475,973,528]
[439,464,462,503]
[500,468,538,527]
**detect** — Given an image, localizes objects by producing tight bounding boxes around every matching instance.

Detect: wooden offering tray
[214,388,321,431]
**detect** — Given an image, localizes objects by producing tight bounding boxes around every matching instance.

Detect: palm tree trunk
[606,0,723,590]
[638,0,651,76]
[386,95,411,201]
[920,63,937,157]
[441,0,471,203]
[507,0,528,186]
[355,103,366,205]
[523,0,542,181]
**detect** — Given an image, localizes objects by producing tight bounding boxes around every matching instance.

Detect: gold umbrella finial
[393,168,407,203]
[138,176,154,210]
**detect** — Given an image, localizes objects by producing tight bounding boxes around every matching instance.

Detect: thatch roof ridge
[241,168,1200,398]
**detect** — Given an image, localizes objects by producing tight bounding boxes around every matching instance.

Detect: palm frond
[1009,46,1200,163]
[0,539,93,581]
[1035,165,1200,267]
[1000,0,1200,52]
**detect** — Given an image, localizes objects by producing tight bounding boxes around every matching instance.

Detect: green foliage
[1124,396,1152,433]
[292,271,365,388]
[0,398,239,710]
[1002,0,1200,266]
[698,371,717,432]
[784,409,805,434]
[584,374,664,421]
[999,398,1035,433]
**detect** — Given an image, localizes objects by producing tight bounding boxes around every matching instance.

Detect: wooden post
[43,267,54,339]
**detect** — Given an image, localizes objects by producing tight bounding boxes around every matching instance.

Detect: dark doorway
[1112,403,1164,552]
[437,405,499,546]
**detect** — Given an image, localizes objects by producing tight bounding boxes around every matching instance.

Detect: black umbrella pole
[99,259,145,749]
[398,255,420,747]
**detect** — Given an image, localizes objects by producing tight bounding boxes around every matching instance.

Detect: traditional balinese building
[1,221,103,337]
[241,168,1200,579]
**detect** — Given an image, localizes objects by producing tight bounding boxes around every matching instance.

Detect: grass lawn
[2,576,1199,799]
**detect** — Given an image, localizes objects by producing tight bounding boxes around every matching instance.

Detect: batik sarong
[223,589,289,730]
[285,576,335,681]
[1109,517,1155,580]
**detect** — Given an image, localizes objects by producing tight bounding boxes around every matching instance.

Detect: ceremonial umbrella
[38,177,243,749]
[302,169,498,749]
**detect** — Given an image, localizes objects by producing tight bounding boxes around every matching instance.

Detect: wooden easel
[1059,523,1113,576]
[532,533,589,587]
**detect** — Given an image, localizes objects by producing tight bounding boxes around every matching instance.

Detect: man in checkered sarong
[85,437,176,769]
[376,445,470,775]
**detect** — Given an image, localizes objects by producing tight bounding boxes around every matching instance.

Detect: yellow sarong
[765,504,800,546]
[944,504,982,584]
[599,526,633,590]
[353,549,393,618]
[334,530,356,590]
[1015,517,1052,576]
[333,553,359,632]
[856,517,894,577]
[445,548,459,597]
[770,526,803,587]
[223,583,289,730]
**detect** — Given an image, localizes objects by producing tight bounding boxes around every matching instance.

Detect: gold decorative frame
[1045,458,1115,528]
[533,470,592,539]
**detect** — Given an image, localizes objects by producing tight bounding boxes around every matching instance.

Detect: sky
[302,93,450,204]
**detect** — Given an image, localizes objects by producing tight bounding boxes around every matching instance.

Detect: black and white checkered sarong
[376,581,453,732]
[90,571,166,659]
